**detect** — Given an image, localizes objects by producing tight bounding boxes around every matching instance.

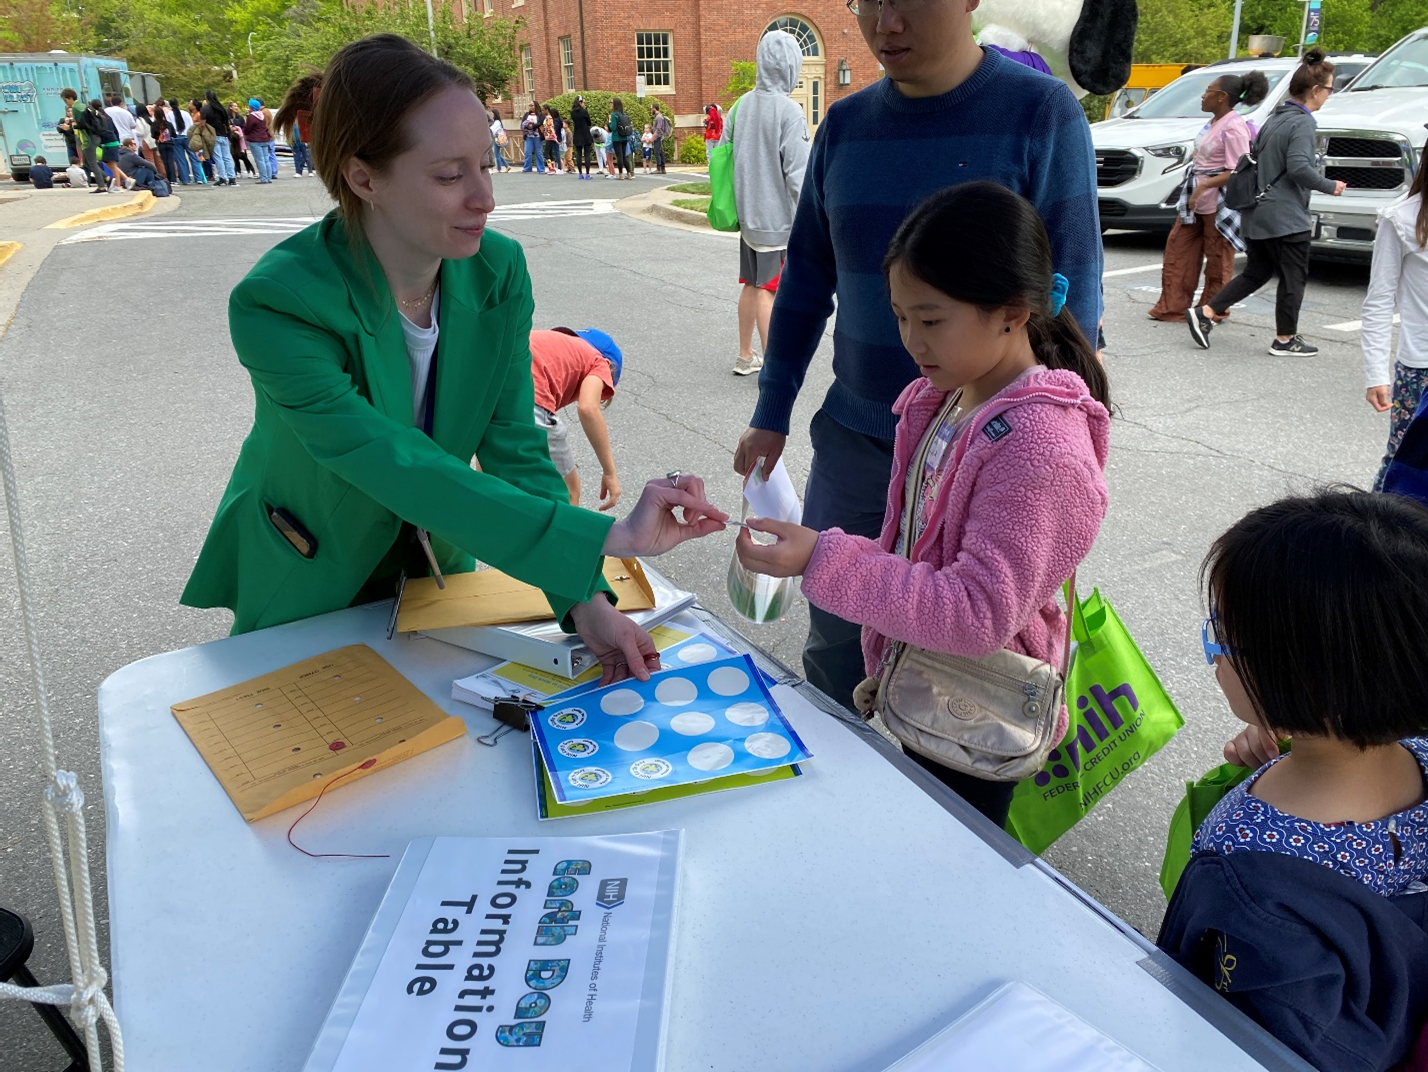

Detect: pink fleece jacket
[801,367,1110,709]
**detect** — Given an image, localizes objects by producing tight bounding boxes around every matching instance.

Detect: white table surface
[99,602,1310,1072]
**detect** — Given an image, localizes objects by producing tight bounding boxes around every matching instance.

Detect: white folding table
[98,602,1311,1072]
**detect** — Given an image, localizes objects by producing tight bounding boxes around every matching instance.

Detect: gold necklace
[396,279,437,311]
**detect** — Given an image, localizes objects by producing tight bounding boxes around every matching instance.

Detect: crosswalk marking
[62,200,618,243]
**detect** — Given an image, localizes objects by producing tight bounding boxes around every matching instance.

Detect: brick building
[454,0,878,135]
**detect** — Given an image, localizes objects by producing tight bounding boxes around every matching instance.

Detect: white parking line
[1323,314,1399,333]
[62,200,619,243]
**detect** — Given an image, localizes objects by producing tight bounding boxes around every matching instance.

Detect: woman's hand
[568,594,662,686]
[1367,385,1391,412]
[735,518,819,578]
[1224,724,1280,769]
[603,475,728,558]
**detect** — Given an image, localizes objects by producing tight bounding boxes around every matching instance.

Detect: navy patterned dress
[1192,739,1428,897]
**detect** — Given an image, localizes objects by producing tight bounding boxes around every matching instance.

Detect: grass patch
[671,197,712,213]
[667,181,712,195]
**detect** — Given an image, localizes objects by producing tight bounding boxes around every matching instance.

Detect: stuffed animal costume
[974,0,1138,97]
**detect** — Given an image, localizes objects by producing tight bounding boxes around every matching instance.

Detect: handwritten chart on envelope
[171,644,466,822]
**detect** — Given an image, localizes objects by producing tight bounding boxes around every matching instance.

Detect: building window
[521,44,534,93]
[766,16,820,56]
[560,36,575,92]
[484,0,493,13]
[635,31,673,89]
[812,79,821,125]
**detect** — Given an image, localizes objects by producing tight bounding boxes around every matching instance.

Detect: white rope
[0,389,124,1071]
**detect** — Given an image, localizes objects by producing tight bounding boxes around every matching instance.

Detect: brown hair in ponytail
[273,71,322,145]
[1288,47,1335,99]
[883,182,1110,409]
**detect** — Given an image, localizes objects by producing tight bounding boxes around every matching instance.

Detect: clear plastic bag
[726,459,802,624]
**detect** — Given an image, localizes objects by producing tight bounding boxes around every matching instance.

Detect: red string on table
[285,758,391,859]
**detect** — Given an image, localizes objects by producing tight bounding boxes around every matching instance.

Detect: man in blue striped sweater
[733,0,1103,710]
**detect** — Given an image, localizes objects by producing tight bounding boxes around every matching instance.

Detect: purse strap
[899,391,1078,677]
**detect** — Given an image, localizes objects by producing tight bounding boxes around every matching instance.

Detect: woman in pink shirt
[1149,72,1267,322]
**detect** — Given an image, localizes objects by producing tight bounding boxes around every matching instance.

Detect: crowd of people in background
[42,87,314,193]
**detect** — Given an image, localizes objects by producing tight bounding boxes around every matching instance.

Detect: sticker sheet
[531,654,811,804]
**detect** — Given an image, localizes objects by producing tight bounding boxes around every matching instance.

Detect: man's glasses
[1201,612,1233,665]
[847,0,930,16]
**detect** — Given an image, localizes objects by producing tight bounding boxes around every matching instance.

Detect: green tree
[1133,0,1235,64]
[722,60,756,104]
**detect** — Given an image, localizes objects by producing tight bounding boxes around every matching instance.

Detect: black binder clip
[477,696,543,747]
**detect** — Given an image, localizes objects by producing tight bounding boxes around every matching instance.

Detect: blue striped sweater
[751,47,1103,441]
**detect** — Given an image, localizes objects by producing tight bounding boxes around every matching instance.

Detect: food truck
[1,52,160,181]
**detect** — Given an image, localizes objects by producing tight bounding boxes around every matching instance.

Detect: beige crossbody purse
[853,393,1073,782]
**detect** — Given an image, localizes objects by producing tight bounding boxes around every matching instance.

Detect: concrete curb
[649,201,710,227]
[45,191,157,230]
[0,242,19,270]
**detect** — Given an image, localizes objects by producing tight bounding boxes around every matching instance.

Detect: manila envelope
[396,558,655,633]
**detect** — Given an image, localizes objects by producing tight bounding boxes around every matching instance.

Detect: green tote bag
[1006,588,1184,855]
[706,100,741,233]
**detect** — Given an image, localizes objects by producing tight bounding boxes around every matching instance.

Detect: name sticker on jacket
[983,416,1012,442]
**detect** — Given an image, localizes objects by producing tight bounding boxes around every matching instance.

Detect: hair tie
[1049,273,1070,317]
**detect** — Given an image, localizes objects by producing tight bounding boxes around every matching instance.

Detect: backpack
[616,113,634,140]
[1222,118,1289,212]
[149,177,171,197]
[706,98,741,232]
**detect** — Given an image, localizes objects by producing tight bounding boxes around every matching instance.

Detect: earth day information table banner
[302,832,681,1072]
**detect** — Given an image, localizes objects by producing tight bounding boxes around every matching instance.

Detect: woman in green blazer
[183,35,726,682]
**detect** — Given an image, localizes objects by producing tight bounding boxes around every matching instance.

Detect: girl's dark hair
[1203,489,1428,748]
[883,182,1110,409]
[1288,47,1335,98]
[1410,148,1428,250]
[277,35,475,241]
[612,97,624,111]
[273,72,322,144]
[1214,70,1269,109]
[547,105,561,119]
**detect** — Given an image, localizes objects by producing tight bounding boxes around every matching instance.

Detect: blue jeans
[252,140,276,181]
[173,135,195,183]
[291,138,311,175]
[523,135,544,172]
[210,135,235,180]
[800,408,896,712]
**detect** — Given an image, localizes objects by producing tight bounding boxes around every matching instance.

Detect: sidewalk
[0,185,177,339]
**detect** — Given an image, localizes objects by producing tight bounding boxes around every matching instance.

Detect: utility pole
[1229,0,1243,59]
[425,0,438,58]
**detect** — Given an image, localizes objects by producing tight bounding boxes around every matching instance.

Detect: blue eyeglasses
[1202,612,1232,665]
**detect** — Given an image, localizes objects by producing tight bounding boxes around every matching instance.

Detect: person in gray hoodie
[1187,48,1346,357]
[728,30,811,376]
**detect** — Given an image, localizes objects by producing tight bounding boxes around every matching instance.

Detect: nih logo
[595,878,627,909]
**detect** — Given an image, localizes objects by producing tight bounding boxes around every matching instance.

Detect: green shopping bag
[1157,762,1256,899]
[1006,588,1184,855]
[706,100,741,233]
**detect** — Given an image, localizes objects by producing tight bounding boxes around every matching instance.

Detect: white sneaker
[732,355,763,377]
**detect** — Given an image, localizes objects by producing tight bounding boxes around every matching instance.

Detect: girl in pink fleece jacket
[737,183,1111,825]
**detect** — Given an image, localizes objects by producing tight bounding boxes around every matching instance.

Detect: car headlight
[1145,142,1192,168]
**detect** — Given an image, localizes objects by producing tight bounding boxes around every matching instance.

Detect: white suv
[1091,55,1375,233]
[1311,28,1428,259]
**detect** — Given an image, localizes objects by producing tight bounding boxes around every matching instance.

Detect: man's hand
[598,471,622,512]
[1332,180,1348,196]
[1367,386,1391,412]
[735,518,819,578]
[568,594,662,686]
[733,428,787,479]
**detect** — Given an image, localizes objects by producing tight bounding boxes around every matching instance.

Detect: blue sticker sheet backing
[531,654,812,804]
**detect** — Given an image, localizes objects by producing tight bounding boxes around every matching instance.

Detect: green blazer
[182,213,613,634]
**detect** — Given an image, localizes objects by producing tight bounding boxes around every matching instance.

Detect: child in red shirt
[530,328,624,510]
